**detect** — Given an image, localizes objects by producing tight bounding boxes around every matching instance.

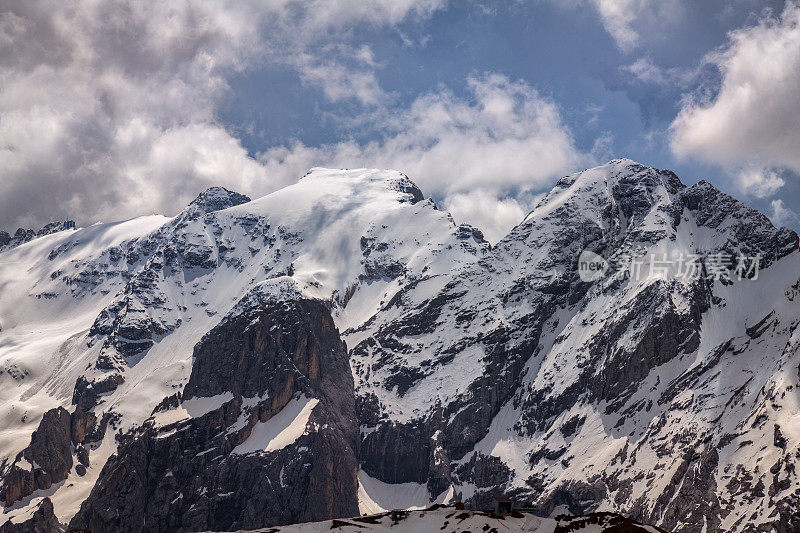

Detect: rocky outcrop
[0,222,74,253]
[176,186,251,224]
[1,409,72,506]
[0,378,120,506]
[0,497,62,533]
[69,297,358,532]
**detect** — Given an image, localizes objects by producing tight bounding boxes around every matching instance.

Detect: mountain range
[1,160,798,532]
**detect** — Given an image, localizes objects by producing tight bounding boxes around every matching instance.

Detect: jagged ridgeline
[0,161,798,532]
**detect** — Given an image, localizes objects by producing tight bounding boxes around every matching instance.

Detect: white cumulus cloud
[671,2,800,176]
[254,74,589,241]
[736,167,785,199]
[770,199,799,228]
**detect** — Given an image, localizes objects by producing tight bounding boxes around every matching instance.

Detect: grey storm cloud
[0,0,265,230]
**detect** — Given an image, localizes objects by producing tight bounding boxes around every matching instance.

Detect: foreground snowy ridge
[0,161,798,532]
[245,505,666,532]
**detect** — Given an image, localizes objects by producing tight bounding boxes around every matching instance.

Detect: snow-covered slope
[1,161,798,533]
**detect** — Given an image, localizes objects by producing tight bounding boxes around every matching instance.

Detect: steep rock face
[350,162,707,491]
[1,408,72,506]
[69,295,359,532]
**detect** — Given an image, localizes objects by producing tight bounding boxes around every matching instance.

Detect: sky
[1,0,799,243]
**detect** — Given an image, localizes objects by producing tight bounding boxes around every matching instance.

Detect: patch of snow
[356,469,432,514]
[233,394,318,455]
[151,392,234,428]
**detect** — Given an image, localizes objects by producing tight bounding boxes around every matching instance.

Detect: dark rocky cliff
[68,298,358,532]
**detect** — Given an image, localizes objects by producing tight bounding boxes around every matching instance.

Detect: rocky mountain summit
[1,162,798,532]
[0,221,75,254]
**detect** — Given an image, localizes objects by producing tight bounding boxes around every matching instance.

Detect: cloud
[736,167,785,198]
[0,1,591,242]
[0,0,446,231]
[591,0,643,51]
[0,0,262,229]
[769,199,799,228]
[270,0,445,34]
[257,1,445,105]
[577,0,684,52]
[369,74,584,193]
[253,74,589,240]
[293,49,387,106]
[622,56,697,85]
[670,2,800,175]
[623,57,665,84]
[440,191,529,244]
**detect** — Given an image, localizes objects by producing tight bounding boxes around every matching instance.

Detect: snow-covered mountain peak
[509,160,795,269]
[555,159,682,190]
[296,167,425,205]
[178,186,252,222]
[519,161,679,231]
[219,168,486,331]
[498,160,685,272]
